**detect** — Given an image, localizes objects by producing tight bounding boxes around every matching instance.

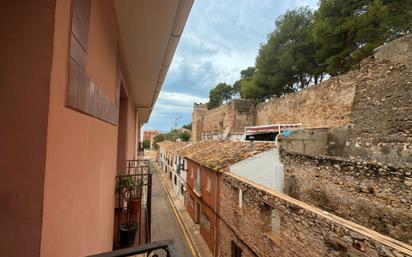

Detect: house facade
[179,141,276,256]
[185,158,220,255]
[157,141,188,202]
[0,1,192,256]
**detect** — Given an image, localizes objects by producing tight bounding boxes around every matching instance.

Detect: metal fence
[88,240,179,257]
[115,160,152,248]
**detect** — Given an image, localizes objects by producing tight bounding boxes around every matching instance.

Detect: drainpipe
[135,110,139,159]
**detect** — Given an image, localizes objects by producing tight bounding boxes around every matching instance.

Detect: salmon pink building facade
[0,1,192,256]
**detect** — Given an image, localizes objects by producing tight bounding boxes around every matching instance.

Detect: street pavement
[150,160,195,257]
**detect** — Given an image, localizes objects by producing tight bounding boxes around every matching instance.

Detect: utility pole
[174,115,182,130]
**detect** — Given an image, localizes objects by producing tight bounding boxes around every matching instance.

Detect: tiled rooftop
[177,140,276,172]
[157,141,188,154]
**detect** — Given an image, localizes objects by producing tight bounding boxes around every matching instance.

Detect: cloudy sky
[144,0,318,132]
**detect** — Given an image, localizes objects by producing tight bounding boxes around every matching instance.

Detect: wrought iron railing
[88,240,179,257]
[114,160,152,248]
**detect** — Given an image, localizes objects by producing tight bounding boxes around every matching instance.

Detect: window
[196,167,201,184]
[201,212,211,232]
[180,184,185,196]
[207,176,211,193]
[188,194,194,207]
[174,175,177,185]
[169,171,172,181]
[263,204,281,239]
[190,167,194,179]
[231,241,242,257]
[271,209,281,235]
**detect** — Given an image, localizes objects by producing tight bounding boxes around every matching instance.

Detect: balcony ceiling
[113,0,193,123]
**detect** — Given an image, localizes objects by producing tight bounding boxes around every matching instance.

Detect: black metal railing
[88,240,179,257]
[114,160,152,248]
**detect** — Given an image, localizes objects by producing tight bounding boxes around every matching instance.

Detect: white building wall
[229,148,284,193]
[157,145,188,203]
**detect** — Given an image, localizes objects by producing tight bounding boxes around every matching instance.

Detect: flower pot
[119,222,138,247]
[129,198,141,215]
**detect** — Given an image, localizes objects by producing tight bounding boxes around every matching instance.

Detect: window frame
[206,175,212,193]
[231,241,242,257]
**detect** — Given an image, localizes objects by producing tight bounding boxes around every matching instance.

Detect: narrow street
[150,160,195,257]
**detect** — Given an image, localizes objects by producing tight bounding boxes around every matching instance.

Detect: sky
[144,0,318,132]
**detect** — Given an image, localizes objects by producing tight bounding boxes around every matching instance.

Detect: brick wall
[280,150,412,245]
[218,173,412,257]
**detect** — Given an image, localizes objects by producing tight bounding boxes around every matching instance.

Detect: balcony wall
[0,1,56,256]
[41,0,137,256]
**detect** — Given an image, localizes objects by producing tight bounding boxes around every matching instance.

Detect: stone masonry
[280,150,412,245]
[218,173,412,257]
[192,100,255,141]
[192,34,412,169]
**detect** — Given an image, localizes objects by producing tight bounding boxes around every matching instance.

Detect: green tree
[241,7,322,101]
[153,133,165,148]
[182,123,192,130]
[207,83,234,109]
[383,0,412,40]
[143,139,151,149]
[233,67,256,97]
[257,7,323,90]
[312,0,389,75]
[178,131,191,142]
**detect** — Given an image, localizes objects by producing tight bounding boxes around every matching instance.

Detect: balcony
[114,160,152,249]
[88,240,179,257]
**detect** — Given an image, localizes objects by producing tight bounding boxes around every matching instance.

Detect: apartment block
[0,1,192,256]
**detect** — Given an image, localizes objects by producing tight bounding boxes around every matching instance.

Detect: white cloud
[158,91,208,106]
[146,0,318,131]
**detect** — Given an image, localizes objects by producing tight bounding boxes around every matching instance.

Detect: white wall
[229,148,284,193]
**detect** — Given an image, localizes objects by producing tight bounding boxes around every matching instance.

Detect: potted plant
[129,178,143,215]
[115,173,126,210]
[117,176,138,247]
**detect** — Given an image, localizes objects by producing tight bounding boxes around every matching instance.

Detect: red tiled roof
[157,141,187,154]
[177,140,275,172]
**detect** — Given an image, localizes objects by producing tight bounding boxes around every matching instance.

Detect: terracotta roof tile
[157,141,187,154]
[177,140,275,172]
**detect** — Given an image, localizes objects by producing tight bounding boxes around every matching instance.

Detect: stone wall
[281,150,412,245]
[192,103,207,142]
[192,35,412,168]
[345,35,412,168]
[201,99,255,136]
[218,173,412,257]
[255,77,356,128]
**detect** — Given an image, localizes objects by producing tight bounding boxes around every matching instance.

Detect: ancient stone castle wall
[192,103,207,142]
[345,35,412,168]
[255,77,356,128]
[201,99,255,135]
[193,35,412,168]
